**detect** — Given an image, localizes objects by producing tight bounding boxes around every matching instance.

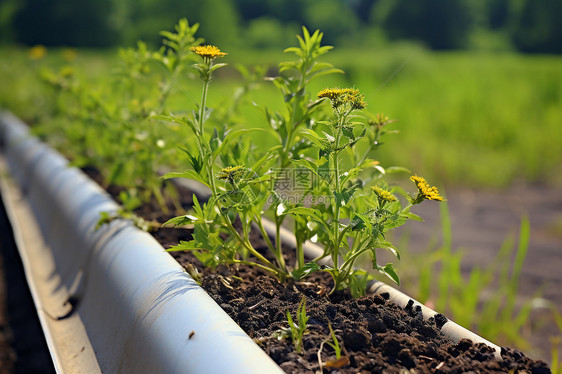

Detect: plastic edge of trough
[0,111,284,374]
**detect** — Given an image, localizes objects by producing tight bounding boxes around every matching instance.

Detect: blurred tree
[486,0,510,30]
[198,0,241,47]
[509,0,562,54]
[124,0,200,46]
[236,0,270,20]
[349,0,377,23]
[370,0,475,49]
[244,17,296,49]
[0,0,22,44]
[303,0,360,45]
[4,0,562,54]
[13,0,120,47]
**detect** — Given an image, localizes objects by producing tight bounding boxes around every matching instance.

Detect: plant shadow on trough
[28,18,552,373]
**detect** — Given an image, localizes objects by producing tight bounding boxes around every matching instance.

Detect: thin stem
[233,259,281,277]
[330,120,344,268]
[275,216,287,271]
[256,215,287,272]
[222,214,282,276]
[152,185,169,214]
[295,220,305,269]
[339,240,372,275]
[195,61,284,280]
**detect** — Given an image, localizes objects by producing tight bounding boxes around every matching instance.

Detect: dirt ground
[392,183,562,363]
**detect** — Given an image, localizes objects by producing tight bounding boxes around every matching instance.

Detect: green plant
[158,41,288,277]
[161,27,345,281]
[34,19,203,216]
[286,296,309,353]
[317,321,350,371]
[285,87,444,294]
[326,322,342,360]
[159,25,444,295]
[262,27,343,273]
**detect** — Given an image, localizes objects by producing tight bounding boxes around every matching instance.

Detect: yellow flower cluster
[218,165,245,182]
[190,45,227,60]
[318,88,366,111]
[29,45,47,60]
[371,186,397,203]
[410,176,444,201]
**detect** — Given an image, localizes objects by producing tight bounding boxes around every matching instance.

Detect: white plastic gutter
[0,111,284,374]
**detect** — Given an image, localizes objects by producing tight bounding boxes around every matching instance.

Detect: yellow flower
[318,88,366,111]
[218,165,245,183]
[29,45,47,60]
[190,45,227,60]
[318,88,344,101]
[371,186,397,203]
[62,48,77,62]
[410,175,444,202]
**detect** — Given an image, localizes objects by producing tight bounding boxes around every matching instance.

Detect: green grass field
[2,45,562,188]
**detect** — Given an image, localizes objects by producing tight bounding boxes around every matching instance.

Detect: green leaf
[379,240,400,260]
[385,166,411,175]
[286,207,332,239]
[291,159,320,177]
[348,270,375,298]
[179,147,203,174]
[292,262,321,280]
[250,150,278,173]
[150,113,197,134]
[300,128,326,149]
[342,125,355,140]
[406,212,424,222]
[161,170,210,188]
[164,214,199,227]
[379,263,400,285]
[213,128,264,162]
[166,240,199,252]
[209,128,221,153]
[350,214,367,231]
[286,206,319,217]
[209,63,228,73]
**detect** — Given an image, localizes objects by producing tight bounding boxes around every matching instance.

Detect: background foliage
[1,0,562,53]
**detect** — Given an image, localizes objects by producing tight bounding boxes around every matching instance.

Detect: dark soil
[99,170,550,374]
[0,251,15,374]
[173,253,550,373]
[0,192,55,374]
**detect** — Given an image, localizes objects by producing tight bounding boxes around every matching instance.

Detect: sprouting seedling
[286,296,309,353]
[317,322,350,371]
[326,322,342,359]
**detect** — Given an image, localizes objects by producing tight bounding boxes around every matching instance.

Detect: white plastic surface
[0,112,283,373]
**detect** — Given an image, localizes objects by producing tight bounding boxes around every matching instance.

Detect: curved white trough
[0,111,283,373]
